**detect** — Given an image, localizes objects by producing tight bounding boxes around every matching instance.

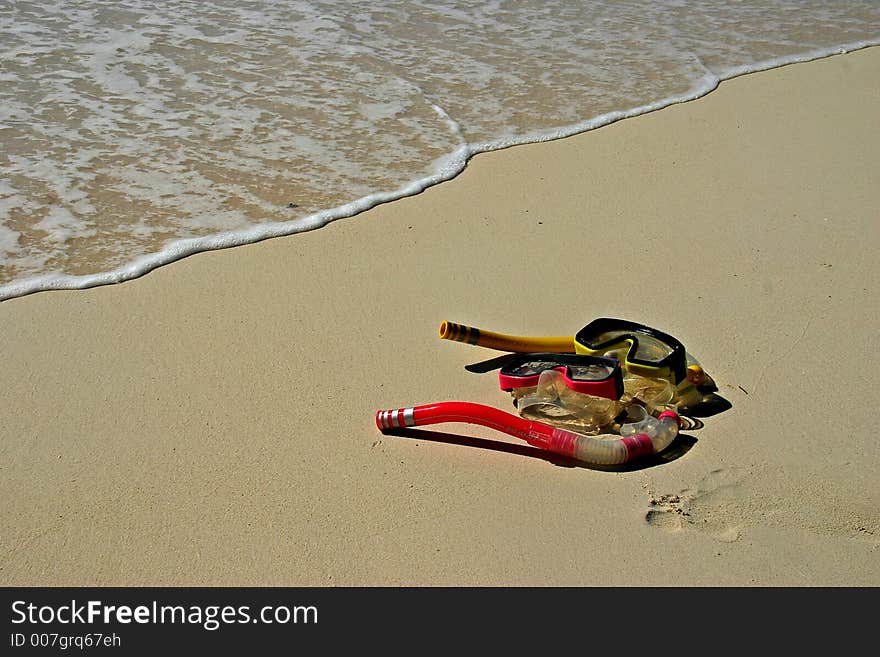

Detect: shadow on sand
[385,426,699,472]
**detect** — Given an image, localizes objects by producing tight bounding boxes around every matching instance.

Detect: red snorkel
[376,402,681,466]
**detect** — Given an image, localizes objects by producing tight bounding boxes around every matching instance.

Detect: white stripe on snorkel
[377,407,416,429]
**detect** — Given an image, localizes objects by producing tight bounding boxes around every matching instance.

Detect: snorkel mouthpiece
[376,402,680,466]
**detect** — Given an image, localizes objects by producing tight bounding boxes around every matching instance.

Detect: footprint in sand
[644,466,879,545]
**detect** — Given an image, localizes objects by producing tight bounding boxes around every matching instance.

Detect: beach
[1,46,878,585]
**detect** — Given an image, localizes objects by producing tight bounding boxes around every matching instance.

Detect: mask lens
[567,364,614,381]
[508,360,558,377]
[630,333,673,361]
[589,330,673,362]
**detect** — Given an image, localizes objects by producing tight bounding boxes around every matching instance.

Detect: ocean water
[1,0,878,300]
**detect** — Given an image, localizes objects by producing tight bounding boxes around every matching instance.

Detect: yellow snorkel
[439,320,574,353]
[439,318,716,411]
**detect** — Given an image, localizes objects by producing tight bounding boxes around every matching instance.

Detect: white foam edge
[468,39,880,151]
[2,38,878,303]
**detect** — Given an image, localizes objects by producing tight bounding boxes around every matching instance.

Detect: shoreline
[1,47,878,585]
[3,40,879,303]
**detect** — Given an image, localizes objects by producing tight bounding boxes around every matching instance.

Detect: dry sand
[1,47,878,586]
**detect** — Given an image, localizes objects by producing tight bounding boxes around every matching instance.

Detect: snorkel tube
[376,402,680,466]
[439,319,715,410]
[439,321,573,353]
